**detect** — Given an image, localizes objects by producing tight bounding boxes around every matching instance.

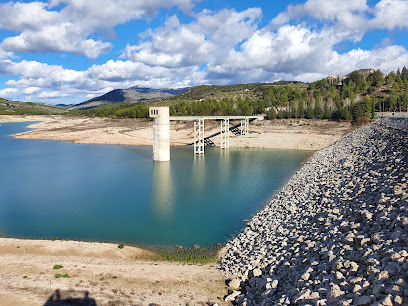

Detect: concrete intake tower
[149,107,170,161]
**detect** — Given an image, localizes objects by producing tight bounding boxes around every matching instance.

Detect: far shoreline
[0,114,356,151]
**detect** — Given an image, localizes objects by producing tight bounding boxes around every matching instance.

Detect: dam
[149,106,261,161]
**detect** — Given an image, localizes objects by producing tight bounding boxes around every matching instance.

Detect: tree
[266,107,277,119]
[402,92,408,110]
[367,70,385,87]
[401,66,408,80]
[298,101,305,118]
[352,95,373,121]
[305,106,314,119]
[346,71,365,88]
[385,71,396,85]
[323,101,332,119]
[314,99,323,119]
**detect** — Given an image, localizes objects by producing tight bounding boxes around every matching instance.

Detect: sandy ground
[0,115,355,150]
[0,238,229,306]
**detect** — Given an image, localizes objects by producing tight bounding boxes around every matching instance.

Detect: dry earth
[0,115,355,150]
[0,238,229,306]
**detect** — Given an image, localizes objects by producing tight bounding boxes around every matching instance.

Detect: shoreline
[0,115,356,151]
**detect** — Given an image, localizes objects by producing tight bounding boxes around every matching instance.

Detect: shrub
[355,116,370,126]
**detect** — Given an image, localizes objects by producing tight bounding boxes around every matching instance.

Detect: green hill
[0,99,66,115]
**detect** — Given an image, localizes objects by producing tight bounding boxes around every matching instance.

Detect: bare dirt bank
[0,238,228,305]
[0,115,355,150]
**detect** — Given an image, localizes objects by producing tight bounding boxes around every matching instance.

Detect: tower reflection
[151,162,174,219]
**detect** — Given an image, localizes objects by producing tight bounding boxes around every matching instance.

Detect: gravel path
[220,118,408,305]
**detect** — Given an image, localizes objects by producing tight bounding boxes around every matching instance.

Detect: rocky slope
[220,117,408,305]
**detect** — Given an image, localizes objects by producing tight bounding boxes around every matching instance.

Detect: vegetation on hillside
[71,67,408,123]
[0,99,66,115]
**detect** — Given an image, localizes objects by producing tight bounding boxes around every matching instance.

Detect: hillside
[73,67,408,122]
[0,98,66,115]
[176,82,306,101]
[69,86,189,110]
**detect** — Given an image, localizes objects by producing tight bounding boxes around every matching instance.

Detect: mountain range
[68,86,189,110]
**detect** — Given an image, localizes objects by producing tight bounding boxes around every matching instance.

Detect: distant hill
[177,82,306,101]
[346,68,376,78]
[0,99,66,115]
[69,86,189,110]
[327,68,378,84]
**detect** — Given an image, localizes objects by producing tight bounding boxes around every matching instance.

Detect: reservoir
[0,122,312,248]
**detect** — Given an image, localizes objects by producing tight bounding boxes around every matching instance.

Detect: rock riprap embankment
[220,118,408,305]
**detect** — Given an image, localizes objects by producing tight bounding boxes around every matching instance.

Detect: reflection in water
[191,154,206,192]
[151,162,174,219]
[218,149,231,186]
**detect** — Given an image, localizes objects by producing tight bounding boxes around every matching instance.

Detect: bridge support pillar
[149,107,170,161]
[194,118,205,154]
[220,118,230,149]
[240,118,249,135]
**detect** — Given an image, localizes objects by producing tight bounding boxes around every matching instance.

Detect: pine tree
[401,66,408,80]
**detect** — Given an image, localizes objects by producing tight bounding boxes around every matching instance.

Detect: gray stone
[353,295,372,306]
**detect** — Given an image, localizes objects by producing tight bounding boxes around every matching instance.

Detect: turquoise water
[0,122,312,248]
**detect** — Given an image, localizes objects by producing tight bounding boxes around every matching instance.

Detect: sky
[0,0,408,105]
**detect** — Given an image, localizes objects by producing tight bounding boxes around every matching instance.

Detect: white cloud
[2,23,112,59]
[0,2,60,32]
[0,0,199,58]
[23,87,41,95]
[369,0,408,30]
[38,91,71,99]
[123,8,262,68]
[208,25,338,77]
[272,0,408,33]
[271,0,368,28]
[0,88,19,98]
[205,23,408,84]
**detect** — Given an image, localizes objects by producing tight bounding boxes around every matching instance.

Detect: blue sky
[0,0,408,105]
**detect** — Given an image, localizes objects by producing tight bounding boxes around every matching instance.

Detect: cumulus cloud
[122,8,262,67]
[369,0,408,30]
[23,87,41,95]
[0,0,199,58]
[0,87,19,98]
[271,0,368,32]
[2,23,112,58]
[272,0,408,33]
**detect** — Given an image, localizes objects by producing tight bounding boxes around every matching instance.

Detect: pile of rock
[380,117,408,133]
[220,118,408,305]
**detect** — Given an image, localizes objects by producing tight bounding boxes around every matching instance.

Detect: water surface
[0,122,312,247]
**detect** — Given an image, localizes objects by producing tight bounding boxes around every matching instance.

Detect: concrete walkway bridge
[149,106,262,161]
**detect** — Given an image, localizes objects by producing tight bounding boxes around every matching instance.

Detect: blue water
[0,122,312,248]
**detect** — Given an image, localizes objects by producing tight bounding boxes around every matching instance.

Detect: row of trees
[75,103,149,118]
